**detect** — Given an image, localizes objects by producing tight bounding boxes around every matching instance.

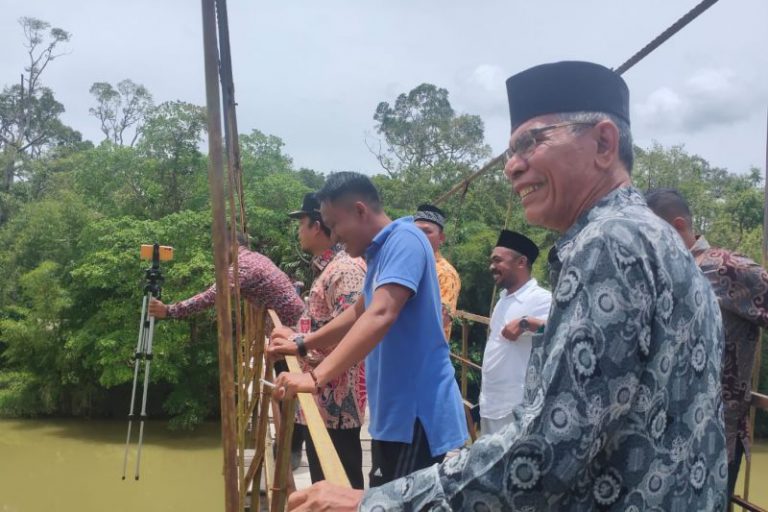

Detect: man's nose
[504,153,528,184]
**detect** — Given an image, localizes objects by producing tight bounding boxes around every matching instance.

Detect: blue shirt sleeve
[374,228,427,295]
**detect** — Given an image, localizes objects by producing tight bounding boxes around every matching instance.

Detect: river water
[1,418,766,511]
[0,419,223,512]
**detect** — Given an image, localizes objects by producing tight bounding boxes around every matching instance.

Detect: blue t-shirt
[363,216,468,456]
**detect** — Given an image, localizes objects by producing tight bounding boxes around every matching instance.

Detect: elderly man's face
[503,114,598,232]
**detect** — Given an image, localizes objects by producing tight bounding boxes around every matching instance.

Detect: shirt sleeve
[438,265,461,315]
[167,283,218,318]
[705,253,768,329]
[360,238,653,511]
[374,229,427,295]
[167,267,235,318]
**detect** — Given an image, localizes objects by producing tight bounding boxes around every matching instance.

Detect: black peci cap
[506,61,630,130]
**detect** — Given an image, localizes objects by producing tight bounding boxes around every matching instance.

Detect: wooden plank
[450,353,482,372]
[455,310,490,325]
[751,391,768,410]
[267,310,352,488]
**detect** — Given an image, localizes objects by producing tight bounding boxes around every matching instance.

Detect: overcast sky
[1,0,766,177]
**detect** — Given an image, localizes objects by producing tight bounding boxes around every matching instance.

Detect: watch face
[519,318,529,331]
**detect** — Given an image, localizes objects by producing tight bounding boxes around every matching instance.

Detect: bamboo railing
[233,307,350,512]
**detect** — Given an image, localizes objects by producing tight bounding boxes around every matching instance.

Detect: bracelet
[308,369,322,393]
[293,335,308,358]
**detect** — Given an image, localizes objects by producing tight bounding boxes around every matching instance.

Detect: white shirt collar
[500,278,538,303]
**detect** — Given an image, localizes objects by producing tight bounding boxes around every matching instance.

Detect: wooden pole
[460,319,469,401]
[201,1,238,510]
[746,108,768,503]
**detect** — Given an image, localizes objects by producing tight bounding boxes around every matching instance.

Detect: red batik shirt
[692,236,768,462]
[296,245,367,430]
[167,246,304,327]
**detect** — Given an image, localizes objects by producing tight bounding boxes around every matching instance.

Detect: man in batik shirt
[414,204,461,341]
[149,232,303,326]
[275,193,367,489]
[646,187,768,496]
[284,61,727,512]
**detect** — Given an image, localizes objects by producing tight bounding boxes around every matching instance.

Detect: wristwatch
[519,316,530,332]
[293,335,308,358]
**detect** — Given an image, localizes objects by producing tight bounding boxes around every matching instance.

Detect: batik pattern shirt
[691,236,768,463]
[296,245,367,430]
[436,253,461,340]
[361,187,727,511]
[167,246,304,326]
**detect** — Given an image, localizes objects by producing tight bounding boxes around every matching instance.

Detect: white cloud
[634,67,766,133]
[452,64,508,117]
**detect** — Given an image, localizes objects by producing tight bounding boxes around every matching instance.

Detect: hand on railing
[287,481,363,511]
[273,372,315,400]
[267,327,299,361]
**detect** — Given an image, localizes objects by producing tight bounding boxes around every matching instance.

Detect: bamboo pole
[271,393,297,512]
[745,108,768,504]
[460,319,469,401]
[201,1,238,510]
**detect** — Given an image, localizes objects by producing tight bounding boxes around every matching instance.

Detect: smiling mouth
[519,184,542,199]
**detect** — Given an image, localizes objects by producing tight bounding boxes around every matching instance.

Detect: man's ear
[439,231,446,245]
[353,200,367,218]
[671,216,688,234]
[593,120,619,171]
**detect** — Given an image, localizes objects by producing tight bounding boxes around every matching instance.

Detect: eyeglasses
[504,122,596,162]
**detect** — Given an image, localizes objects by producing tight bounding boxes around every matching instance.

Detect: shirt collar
[311,243,343,274]
[555,186,642,260]
[500,277,538,302]
[366,217,411,260]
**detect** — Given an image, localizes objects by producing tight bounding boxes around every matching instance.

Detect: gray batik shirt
[360,187,727,511]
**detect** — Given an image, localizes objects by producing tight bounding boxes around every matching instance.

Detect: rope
[613,0,720,75]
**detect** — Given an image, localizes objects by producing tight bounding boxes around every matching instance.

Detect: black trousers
[294,424,364,490]
[369,419,445,488]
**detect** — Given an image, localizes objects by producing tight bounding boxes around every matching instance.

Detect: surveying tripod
[122,243,172,480]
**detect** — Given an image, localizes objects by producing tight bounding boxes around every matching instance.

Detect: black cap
[288,193,321,220]
[506,61,630,130]
[414,203,446,229]
[496,230,539,264]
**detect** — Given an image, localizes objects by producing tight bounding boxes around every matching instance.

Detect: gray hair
[554,111,634,173]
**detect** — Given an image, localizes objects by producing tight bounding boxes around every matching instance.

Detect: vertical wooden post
[745,108,768,503]
[271,395,297,512]
[461,319,469,401]
[201,1,238,510]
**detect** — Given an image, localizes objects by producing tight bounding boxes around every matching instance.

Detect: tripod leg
[122,294,149,480]
[134,314,156,480]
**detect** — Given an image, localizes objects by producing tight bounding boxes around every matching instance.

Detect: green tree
[0,18,75,194]
[136,101,208,215]
[89,79,154,146]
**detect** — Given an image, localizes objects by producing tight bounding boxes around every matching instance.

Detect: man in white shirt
[479,230,552,436]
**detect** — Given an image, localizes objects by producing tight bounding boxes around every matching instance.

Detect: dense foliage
[0,18,765,434]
